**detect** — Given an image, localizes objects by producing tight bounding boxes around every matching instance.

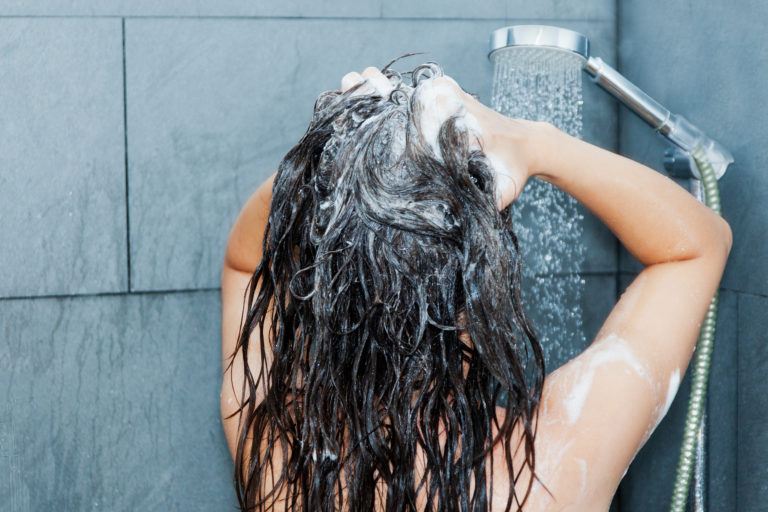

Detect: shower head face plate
[489,25,590,61]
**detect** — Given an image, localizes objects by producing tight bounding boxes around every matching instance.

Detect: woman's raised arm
[514,122,732,507]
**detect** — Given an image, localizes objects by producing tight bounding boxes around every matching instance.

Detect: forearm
[529,123,731,266]
[223,171,277,273]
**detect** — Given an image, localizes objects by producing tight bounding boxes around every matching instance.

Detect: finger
[341,71,364,92]
[343,71,377,97]
[438,74,459,87]
[435,75,468,99]
[361,66,394,96]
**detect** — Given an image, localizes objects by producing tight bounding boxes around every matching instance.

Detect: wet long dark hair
[225,53,547,511]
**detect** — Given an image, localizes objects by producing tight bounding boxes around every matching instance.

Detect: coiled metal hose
[669,144,723,512]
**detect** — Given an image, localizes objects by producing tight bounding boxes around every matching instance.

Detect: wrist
[526,121,554,175]
[527,121,567,183]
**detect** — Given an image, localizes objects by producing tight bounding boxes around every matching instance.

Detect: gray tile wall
[124,17,617,292]
[1,291,234,510]
[9,0,754,509]
[0,19,127,298]
[618,0,765,509]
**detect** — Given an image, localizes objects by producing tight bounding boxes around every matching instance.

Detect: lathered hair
[225,53,547,511]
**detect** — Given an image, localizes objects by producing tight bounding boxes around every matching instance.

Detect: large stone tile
[0,0,380,17]
[577,19,621,272]
[619,0,768,296]
[707,290,738,511]
[0,0,614,19]
[507,0,614,21]
[126,18,615,291]
[123,17,496,291]
[0,19,126,298]
[0,291,235,510]
[382,0,613,21]
[737,293,768,510]
[382,0,506,19]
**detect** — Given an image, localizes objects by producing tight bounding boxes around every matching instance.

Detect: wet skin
[219,65,732,510]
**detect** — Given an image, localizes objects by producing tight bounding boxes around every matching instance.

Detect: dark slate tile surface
[0,0,615,19]
[737,293,768,511]
[382,0,613,21]
[619,0,768,296]
[0,19,127,298]
[706,290,738,511]
[0,0,380,17]
[382,0,506,19]
[125,18,617,291]
[0,291,235,510]
[507,0,615,21]
[126,18,618,292]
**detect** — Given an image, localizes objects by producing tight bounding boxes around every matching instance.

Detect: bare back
[222,240,728,510]
[227,387,621,511]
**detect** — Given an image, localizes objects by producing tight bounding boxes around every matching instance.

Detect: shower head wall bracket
[489,25,734,180]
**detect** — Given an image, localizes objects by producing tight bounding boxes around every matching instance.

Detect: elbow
[698,215,732,267]
[716,215,733,256]
[670,216,732,264]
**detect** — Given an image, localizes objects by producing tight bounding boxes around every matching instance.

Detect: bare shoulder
[520,335,663,509]
[487,383,619,511]
[515,245,729,509]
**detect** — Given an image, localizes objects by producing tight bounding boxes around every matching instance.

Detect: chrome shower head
[487,25,587,138]
[488,24,734,180]
[489,25,590,61]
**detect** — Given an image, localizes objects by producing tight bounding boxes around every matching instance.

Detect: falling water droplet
[490,46,588,372]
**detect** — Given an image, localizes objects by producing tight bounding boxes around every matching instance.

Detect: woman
[219,57,732,511]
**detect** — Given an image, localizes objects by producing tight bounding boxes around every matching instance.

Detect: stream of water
[490,46,588,372]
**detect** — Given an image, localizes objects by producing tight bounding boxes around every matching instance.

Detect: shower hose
[669,145,723,512]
